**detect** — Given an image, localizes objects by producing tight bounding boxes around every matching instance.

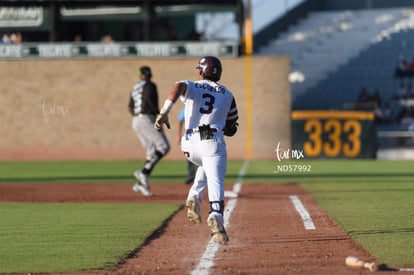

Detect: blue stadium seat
[257,7,414,112]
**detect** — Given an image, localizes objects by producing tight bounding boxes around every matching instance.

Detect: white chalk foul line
[191,161,249,275]
[289,195,316,230]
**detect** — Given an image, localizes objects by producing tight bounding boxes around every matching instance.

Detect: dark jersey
[128,80,159,115]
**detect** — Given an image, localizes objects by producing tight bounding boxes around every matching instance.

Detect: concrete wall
[0,56,290,161]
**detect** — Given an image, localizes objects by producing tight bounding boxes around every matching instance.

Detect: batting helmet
[140,66,152,78]
[196,56,222,82]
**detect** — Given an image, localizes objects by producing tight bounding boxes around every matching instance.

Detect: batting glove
[154,114,170,131]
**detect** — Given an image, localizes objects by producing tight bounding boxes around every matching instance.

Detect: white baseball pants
[181,130,227,218]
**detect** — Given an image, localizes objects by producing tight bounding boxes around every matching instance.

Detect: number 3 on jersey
[200,93,215,114]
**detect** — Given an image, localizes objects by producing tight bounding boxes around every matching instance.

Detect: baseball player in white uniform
[154,56,239,244]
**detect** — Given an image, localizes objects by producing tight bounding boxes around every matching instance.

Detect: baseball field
[0,159,413,274]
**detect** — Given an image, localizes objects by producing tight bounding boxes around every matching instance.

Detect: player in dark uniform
[128,66,170,196]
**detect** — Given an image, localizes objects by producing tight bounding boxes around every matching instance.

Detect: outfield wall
[0,56,290,161]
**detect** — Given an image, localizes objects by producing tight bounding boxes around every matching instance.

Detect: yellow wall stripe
[291,111,375,120]
[245,55,253,159]
[244,18,253,55]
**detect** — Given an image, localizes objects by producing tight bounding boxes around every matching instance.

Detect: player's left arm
[223,97,239,136]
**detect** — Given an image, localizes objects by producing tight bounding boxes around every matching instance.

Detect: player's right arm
[143,83,160,115]
[154,82,188,131]
[166,82,188,103]
[128,95,135,116]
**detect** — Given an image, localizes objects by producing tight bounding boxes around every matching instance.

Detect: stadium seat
[257,7,414,110]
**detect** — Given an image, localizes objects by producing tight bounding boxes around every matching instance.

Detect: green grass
[0,160,246,184]
[0,160,155,183]
[0,203,181,273]
[302,181,414,266]
[251,159,414,183]
[0,159,413,271]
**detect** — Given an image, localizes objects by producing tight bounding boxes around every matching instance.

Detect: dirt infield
[0,183,400,274]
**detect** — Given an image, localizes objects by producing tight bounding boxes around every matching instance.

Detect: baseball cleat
[186,197,201,224]
[134,170,150,189]
[207,215,229,244]
[132,182,153,197]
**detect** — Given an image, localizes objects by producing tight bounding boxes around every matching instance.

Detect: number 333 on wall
[291,111,377,158]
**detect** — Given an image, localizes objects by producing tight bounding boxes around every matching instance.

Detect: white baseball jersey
[180,79,238,131]
[180,78,238,223]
